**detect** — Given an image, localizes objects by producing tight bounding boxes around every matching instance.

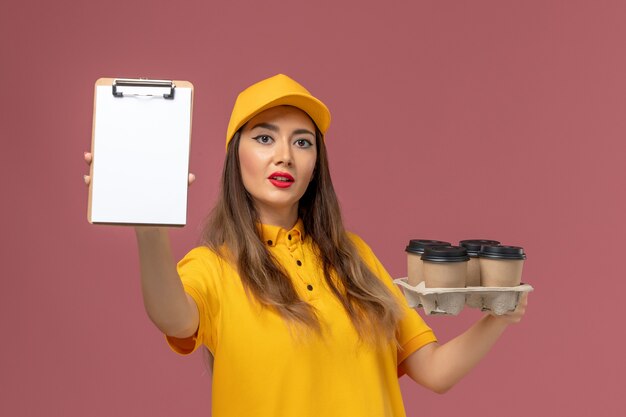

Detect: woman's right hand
[82,152,196,186]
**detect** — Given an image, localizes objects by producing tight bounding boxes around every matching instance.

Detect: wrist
[484,313,511,329]
[134,226,168,237]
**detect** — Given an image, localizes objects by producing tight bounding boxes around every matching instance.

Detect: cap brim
[228,93,331,143]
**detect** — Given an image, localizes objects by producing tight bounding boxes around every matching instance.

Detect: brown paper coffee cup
[422,246,469,288]
[479,245,526,287]
[459,240,501,287]
[479,258,524,287]
[423,261,467,288]
[407,252,424,286]
[467,257,481,287]
[405,239,451,286]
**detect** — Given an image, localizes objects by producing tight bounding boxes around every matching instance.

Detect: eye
[294,138,313,148]
[253,135,273,145]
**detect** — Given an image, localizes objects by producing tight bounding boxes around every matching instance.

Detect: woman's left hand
[489,292,529,325]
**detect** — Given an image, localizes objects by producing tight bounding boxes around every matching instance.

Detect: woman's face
[238,106,317,222]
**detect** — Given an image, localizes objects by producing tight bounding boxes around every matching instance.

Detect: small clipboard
[88,78,194,226]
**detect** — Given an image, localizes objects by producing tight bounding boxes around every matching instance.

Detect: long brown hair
[202,127,404,346]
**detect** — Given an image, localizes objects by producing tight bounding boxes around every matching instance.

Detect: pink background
[2,1,624,416]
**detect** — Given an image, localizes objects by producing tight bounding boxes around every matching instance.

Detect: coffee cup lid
[405,239,451,254]
[421,245,470,262]
[459,239,501,256]
[479,245,527,260]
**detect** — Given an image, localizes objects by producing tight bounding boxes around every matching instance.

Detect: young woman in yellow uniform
[84,74,527,417]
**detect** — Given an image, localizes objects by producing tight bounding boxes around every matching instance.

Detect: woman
[84,74,527,417]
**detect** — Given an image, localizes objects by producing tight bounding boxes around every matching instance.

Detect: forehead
[244,106,316,131]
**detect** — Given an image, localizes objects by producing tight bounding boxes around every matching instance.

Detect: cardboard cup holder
[394,278,534,316]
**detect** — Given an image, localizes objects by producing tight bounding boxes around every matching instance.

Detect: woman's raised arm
[133,227,199,337]
[84,152,199,338]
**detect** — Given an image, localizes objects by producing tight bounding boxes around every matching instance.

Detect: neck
[256,203,299,230]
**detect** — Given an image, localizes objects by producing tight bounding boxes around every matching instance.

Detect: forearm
[403,294,527,393]
[403,314,511,393]
[134,227,198,337]
[429,315,508,391]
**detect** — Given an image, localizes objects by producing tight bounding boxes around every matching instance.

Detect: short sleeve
[165,246,222,355]
[347,233,437,367]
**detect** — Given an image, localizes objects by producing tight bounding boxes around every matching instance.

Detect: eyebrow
[250,123,315,137]
[293,128,315,137]
[251,122,279,132]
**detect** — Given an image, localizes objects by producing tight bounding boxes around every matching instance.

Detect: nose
[273,137,293,167]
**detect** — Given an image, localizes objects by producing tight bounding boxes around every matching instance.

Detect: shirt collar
[257,219,305,247]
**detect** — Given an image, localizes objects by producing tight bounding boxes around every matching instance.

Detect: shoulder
[345,231,388,279]
[177,245,233,276]
[176,246,237,304]
[346,231,376,259]
[179,245,219,265]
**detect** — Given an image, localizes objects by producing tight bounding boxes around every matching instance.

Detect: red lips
[268,171,295,188]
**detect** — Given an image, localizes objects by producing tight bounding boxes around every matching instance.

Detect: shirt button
[267,240,273,246]
[307,284,313,291]
[296,260,302,266]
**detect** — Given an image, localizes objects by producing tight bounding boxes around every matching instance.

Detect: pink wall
[2,1,624,416]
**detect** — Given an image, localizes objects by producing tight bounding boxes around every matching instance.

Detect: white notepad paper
[88,78,193,226]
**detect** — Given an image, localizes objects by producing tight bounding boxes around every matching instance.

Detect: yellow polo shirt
[167,220,436,417]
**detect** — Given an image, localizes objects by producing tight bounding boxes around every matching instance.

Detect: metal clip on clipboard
[112,78,176,99]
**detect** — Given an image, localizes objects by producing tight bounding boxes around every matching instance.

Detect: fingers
[84,153,195,187]
[85,173,194,186]
[504,292,529,324]
[84,152,92,186]
[489,292,528,325]
[518,292,529,309]
[514,293,528,316]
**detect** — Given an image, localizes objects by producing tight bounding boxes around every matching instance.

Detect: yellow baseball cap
[226,74,331,145]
